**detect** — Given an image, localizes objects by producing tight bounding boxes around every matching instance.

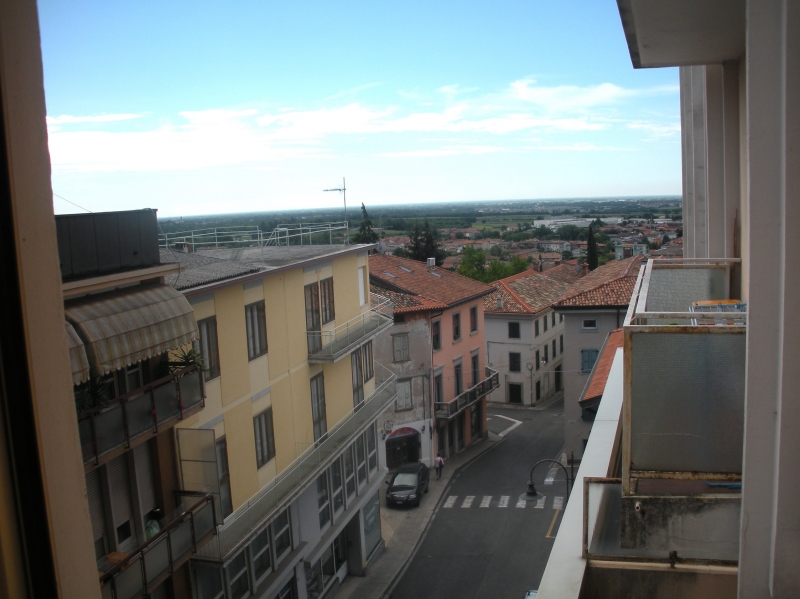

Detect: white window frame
[582,319,598,330]
[254,408,276,469]
[245,300,268,361]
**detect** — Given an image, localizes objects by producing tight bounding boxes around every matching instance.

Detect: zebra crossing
[442,494,564,510]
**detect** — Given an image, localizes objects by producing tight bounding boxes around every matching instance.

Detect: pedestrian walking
[434,454,444,479]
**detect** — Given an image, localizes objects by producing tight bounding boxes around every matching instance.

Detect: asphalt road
[390,402,569,599]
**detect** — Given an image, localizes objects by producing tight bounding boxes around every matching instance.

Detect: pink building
[369,255,498,460]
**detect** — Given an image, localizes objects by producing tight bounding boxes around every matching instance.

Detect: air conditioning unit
[427,258,436,267]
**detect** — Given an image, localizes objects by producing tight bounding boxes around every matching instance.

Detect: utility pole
[323,177,347,244]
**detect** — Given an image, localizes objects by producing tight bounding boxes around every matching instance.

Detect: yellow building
[163,239,396,599]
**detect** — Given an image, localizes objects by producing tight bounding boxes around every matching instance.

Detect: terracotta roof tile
[369,254,493,307]
[581,329,624,403]
[484,264,581,315]
[369,285,448,314]
[554,256,644,308]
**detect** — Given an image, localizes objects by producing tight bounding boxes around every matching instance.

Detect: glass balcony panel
[170,518,194,561]
[154,381,180,424]
[125,393,153,439]
[179,370,203,409]
[113,555,145,599]
[193,501,215,539]
[143,535,170,584]
[93,404,126,456]
[79,418,95,462]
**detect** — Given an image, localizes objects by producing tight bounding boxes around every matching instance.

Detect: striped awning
[65,321,90,386]
[65,283,198,377]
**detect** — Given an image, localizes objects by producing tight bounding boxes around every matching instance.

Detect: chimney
[427,257,436,267]
[580,262,589,277]
[497,294,504,310]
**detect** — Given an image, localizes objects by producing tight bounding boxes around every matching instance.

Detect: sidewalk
[335,433,503,599]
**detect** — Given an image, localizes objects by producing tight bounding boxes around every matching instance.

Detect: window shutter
[134,442,157,514]
[86,469,106,541]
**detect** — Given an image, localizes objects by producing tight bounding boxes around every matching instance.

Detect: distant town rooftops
[484,264,581,315]
[553,255,644,308]
[369,254,493,307]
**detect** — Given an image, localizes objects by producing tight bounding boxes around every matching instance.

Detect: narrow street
[391,402,569,599]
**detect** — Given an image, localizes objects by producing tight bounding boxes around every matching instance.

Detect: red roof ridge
[581,329,624,403]
[496,280,535,314]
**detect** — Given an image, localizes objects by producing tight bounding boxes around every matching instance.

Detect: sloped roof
[484,264,581,315]
[554,256,644,308]
[369,254,493,307]
[369,285,448,314]
[580,329,624,404]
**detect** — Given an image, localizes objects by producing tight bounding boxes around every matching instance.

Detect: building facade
[369,255,498,462]
[552,255,643,460]
[483,265,579,407]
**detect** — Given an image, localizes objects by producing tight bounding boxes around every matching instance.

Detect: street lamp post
[520,458,573,503]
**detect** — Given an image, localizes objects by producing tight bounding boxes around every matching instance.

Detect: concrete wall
[561,310,623,460]
[485,308,565,407]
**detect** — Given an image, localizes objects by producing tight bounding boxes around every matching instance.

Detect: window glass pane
[331,460,344,513]
[251,528,271,580]
[317,474,330,529]
[367,426,377,472]
[363,341,374,381]
[343,447,356,497]
[356,436,366,484]
[198,318,220,381]
[320,277,335,324]
[470,306,478,332]
[508,322,520,339]
[510,353,521,372]
[226,551,249,599]
[272,510,291,560]
[194,562,223,599]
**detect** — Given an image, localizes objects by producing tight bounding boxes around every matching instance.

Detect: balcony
[434,367,500,420]
[99,492,215,599]
[78,365,205,470]
[306,293,393,363]
[196,362,397,561]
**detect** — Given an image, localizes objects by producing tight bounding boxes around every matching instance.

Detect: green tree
[351,203,380,244]
[587,225,599,271]
[407,219,445,265]
[662,233,671,244]
[556,224,582,240]
[392,247,410,258]
[456,246,487,280]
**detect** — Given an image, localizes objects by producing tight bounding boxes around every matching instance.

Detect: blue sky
[38,1,680,217]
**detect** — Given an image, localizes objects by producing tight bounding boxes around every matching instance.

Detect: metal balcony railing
[196,362,397,561]
[159,222,350,250]
[434,367,500,419]
[623,258,745,495]
[306,293,393,363]
[99,493,216,599]
[78,365,205,468]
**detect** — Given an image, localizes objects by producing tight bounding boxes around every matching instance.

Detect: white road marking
[515,498,527,508]
[491,413,524,437]
[462,496,475,508]
[553,496,564,510]
[535,496,546,509]
[443,496,457,508]
[544,467,559,485]
[498,496,509,508]
[480,495,492,508]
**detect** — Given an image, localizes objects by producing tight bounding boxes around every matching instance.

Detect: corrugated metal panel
[86,469,106,541]
[108,454,133,527]
[134,442,157,513]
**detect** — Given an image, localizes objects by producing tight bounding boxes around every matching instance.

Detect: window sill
[470,330,479,336]
[452,337,463,344]
[256,457,276,470]
[392,359,411,364]
[248,352,268,363]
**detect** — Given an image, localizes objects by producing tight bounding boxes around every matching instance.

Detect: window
[396,379,412,410]
[535,350,540,371]
[320,277,335,324]
[367,426,378,472]
[392,334,409,362]
[317,474,330,530]
[197,317,220,381]
[453,312,461,341]
[553,339,557,358]
[581,349,600,373]
[272,509,291,562]
[509,352,521,373]
[343,447,356,498]
[250,527,271,582]
[535,320,540,337]
[226,550,249,599]
[470,306,478,333]
[560,334,564,353]
[544,345,549,363]
[351,348,364,407]
[216,437,233,519]
[254,409,276,469]
[330,460,344,514]
[245,301,268,360]
[304,282,321,353]
[536,380,541,401]
[552,312,556,327]
[355,435,367,486]
[560,314,564,323]
[432,320,441,350]
[508,322,520,339]
[310,374,327,441]
[454,361,463,395]
[582,319,598,330]
[434,373,443,403]
[544,316,548,332]
[358,266,366,305]
[363,340,374,382]
[471,353,479,386]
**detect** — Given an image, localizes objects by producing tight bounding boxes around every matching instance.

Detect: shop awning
[65,283,198,376]
[65,321,90,386]
[388,426,420,439]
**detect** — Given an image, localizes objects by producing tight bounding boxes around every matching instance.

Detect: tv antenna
[323,177,347,244]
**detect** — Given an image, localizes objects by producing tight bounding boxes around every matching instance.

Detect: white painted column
[679,67,695,258]
[740,1,800,597]
[705,64,726,259]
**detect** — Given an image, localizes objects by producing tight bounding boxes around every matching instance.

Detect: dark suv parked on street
[385,462,430,507]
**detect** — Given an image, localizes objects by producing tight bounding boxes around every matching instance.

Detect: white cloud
[46,113,143,125]
[510,79,678,111]
[379,145,505,158]
[529,143,632,152]
[627,121,681,138]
